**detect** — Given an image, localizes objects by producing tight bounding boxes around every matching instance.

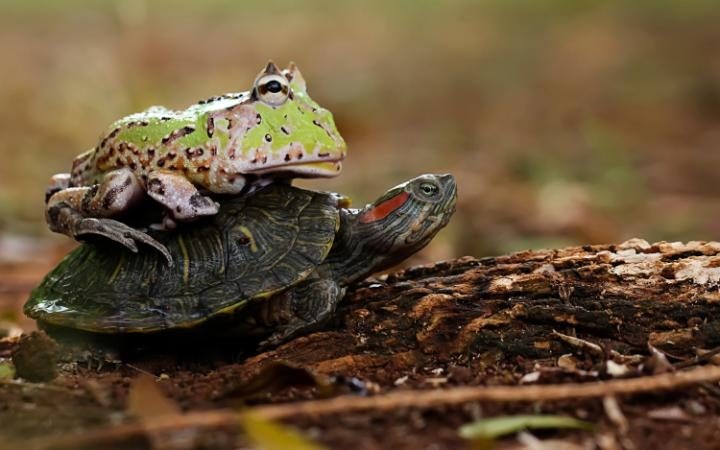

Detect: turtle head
[342,174,456,278]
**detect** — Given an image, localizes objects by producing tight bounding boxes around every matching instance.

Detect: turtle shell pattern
[25,184,339,333]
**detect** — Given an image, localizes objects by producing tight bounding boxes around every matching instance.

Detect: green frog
[45,62,347,263]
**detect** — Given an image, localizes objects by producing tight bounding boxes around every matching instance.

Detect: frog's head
[233,61,347,179]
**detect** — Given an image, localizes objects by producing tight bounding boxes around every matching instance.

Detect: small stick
[25,364,720,450]
[256,363,720,419]
[675,345,720,369]
[551,329,603,356]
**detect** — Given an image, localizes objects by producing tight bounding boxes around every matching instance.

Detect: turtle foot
[256,279,345,351]
[257,329,296,351]
[74,217,173,266]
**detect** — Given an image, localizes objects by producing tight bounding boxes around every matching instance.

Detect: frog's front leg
[45,168,172,264]
[146,171,220,221]
[45,173,71,202]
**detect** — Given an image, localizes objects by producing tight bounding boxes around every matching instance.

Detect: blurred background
[1,0,720,265]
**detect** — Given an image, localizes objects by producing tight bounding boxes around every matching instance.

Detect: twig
[602,395,637,450]
[0,379,86,397]
[255,364,720,419]
[674,345,720,369]
[24,411,237,450]
[551,329,604,356]
[25,364,720,450]
[124,362,158,378]
[602,396,628,433]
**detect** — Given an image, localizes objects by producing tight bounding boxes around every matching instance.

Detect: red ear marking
[359,191,410,224]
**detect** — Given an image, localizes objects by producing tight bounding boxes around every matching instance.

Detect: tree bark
[237,239,720,383]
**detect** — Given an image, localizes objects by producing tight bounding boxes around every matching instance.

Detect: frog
[45,61,347,264]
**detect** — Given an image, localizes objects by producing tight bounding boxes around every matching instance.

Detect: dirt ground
[2,240,720,450]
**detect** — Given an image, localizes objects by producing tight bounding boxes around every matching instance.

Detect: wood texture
[238,239,720,382]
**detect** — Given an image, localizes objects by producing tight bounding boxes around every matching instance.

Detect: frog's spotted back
[71,61,346,191]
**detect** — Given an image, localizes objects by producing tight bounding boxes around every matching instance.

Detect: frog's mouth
[247,160,343,178]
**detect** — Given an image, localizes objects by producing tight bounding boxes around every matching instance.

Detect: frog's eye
[418,182,440,198]
[254,74,290,107]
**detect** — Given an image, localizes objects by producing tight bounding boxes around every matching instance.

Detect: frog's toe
[75,218,140,252]
[187,193,219,217]
[74,218,173,266]
[127,229,174,267]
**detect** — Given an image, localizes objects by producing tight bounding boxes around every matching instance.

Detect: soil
[2,239,720,450]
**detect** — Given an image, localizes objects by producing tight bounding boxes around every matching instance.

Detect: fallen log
[237,239,720,383]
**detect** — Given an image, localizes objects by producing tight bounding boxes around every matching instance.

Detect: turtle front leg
[258,278,345,349]
[45,168,172,264]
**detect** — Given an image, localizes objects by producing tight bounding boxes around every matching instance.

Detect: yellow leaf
[240,412,326,450]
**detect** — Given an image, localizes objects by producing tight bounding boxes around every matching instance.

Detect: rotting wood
[228,239,720,386]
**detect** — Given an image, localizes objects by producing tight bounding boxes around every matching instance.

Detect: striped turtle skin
[25,174,456,344]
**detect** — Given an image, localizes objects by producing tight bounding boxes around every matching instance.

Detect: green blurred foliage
[1,0,719,259]
[0,360,15,380]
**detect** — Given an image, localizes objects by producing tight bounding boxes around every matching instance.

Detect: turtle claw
[74,217,173,266]
[257,332,288,351]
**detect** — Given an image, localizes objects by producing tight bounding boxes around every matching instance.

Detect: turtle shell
[25,183,339,333]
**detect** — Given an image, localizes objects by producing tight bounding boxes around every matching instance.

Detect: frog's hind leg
[45,168,172,264]
[146,171,219,221]
[257,278,345,349]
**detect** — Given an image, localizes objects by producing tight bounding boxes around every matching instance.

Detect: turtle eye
[255,74,290,107]
[419,182,440,197]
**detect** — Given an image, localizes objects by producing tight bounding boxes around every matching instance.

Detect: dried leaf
[645,344,674,374]
[459,415,593,441]
[127,373,181,419]
[227,361,370,401]
[228,361,332,401]
[557,354,578,370]
[126,375,202,450]
[241,412,326,450]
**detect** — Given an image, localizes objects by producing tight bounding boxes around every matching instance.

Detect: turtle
[25,173,457,347]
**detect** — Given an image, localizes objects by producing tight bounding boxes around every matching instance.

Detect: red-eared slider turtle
[26,174,456,346]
